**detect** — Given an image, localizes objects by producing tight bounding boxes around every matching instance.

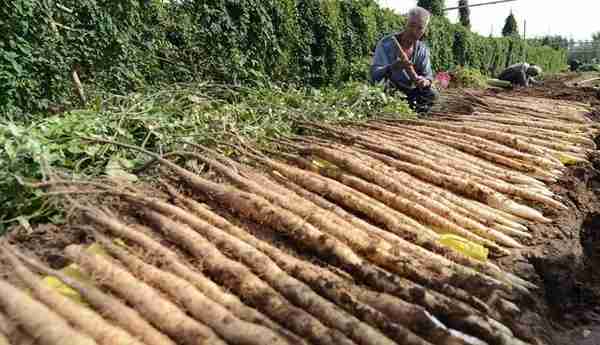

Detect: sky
[377,0,600,42]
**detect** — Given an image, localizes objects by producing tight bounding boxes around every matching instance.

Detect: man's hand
[415,76,431,89]
[390,58,411,72]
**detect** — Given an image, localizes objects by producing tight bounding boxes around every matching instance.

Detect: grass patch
[0,81,414,232]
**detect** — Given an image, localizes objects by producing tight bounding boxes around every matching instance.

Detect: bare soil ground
[493,152,600,345]
[490,75,600,345]
[3,75,600,345]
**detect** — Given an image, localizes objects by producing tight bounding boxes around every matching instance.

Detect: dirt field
[2,75,600,345]
[492,75,600,345]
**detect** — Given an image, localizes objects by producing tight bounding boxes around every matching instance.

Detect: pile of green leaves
[448,66,488,88]
[0,81,413,232]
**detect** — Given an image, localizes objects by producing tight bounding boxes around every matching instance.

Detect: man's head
[527,65,542,77]
[404,7,431,41]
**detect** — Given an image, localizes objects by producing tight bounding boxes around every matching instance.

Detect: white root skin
[2,246,145,345]
[13,250,177,345]
[84,208,305,345]
[92,232,292,345]
[0,279,98,345]
[64,245,227,345]
[0,330,9,345]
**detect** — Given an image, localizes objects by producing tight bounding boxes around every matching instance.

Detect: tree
[416,0,445,17]
[502,12,518,37]
[458,0,470,29]
[593,31,600,42]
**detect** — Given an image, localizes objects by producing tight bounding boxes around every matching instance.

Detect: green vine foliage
[416,0,445,16]
[2,0,567,116]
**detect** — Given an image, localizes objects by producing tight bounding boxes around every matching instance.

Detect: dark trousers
[384,79,439,113]
[393,86,438,114]
[405,87,438,113]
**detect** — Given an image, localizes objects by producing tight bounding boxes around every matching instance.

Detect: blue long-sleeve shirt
[370,33,434,89]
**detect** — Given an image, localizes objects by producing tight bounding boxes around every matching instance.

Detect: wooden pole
[71,69,86,106]
[390,35,421,84]
[522,20,527,61]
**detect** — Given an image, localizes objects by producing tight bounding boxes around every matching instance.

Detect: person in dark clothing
[370,7,439,113]
[498,63,542,88]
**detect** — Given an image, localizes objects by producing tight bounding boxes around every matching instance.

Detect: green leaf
[105,156,138,182]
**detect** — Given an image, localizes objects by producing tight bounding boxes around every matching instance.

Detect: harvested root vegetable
[13,250,176,345]
[179,149,505,303]
[262,153,531,289]
[0,279,98,345]
[92,232,291,345]
[295,143,521,250]
[2,246,144,345]
[324,139,532,233]
[457,113,589,133]
[459,197,530,226]
[245,150,440,239]
[198,153,525,287]
[359,147,549,223]
[0,311,34,345]
[271,174,533,291]
[312,143,539,254]
[463,176,565,210]
[155,155,471,309]
[360,129,556,193]
[90,139,374,283]
[344,133,563,211]
[452,120,596,148]
[83,208,305,345]
[396,119,565,158]
[373,122,560,176]
[118,199,357,345]
[354,122,557,184]
[166,186,490,345]
[64,244,227,345]
[132,188,516,345]
[362,129,548,187]
[141,209,394,345]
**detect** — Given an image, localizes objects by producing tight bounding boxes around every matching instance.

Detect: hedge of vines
[1,0,566,116]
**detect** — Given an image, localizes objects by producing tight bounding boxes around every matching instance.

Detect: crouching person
[498,63,542,88]
[370,7,438,113]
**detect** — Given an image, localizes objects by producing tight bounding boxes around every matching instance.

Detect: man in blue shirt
[370,7,438,113]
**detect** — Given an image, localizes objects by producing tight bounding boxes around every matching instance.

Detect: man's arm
[528,76,541,86]
[415,43,434,81]
[371,39,392,83]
